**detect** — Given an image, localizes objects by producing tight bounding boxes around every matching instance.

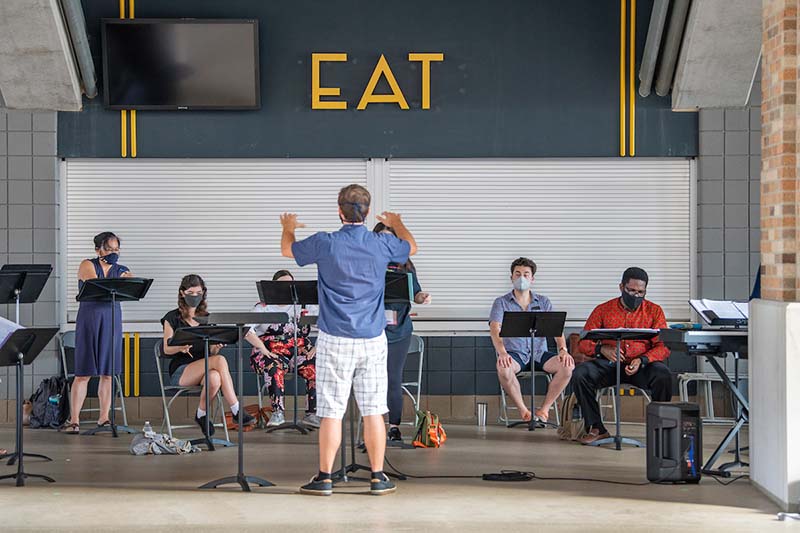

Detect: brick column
[761,0,799,301]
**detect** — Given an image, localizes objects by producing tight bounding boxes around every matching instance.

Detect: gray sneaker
[267,410,285,427]
[302,413,321,428]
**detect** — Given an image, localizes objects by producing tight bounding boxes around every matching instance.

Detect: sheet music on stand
[689,299,749,327]
[0,316,22,346]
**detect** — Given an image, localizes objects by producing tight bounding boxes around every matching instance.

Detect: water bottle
[142,421,155,438]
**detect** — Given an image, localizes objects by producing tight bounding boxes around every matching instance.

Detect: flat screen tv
[102,19,260,110]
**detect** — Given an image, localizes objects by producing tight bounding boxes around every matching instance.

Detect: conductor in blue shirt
[281,184,418,496]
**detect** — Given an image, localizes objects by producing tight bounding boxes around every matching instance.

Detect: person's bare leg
[195,369,222,412]
[97,376,112,424]
[496,360,530,420]
[362,414,387,472]
[537,358,573,421]
[209,355,238,407]
[178,360,224,412]
[69,376,90,425]
[318,417,342,473]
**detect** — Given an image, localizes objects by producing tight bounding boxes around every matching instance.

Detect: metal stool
[677,372,734,424]
[58,330,128,425]
[499,371,561,427]
[401,335,424,426]
[597,385,651,425]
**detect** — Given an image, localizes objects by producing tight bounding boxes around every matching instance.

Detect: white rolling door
[387,158,692,322]
[65,159,368,322]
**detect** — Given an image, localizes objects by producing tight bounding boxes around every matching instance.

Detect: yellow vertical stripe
[129,0,134,19]
[120,110,127,158]
[120,0,127,158]
[134,333,140,397]
[619,0,627,157]
[629,0,636,157]
[130,110,137,158]
[123,333,130,397]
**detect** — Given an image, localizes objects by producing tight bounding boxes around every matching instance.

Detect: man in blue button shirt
[281,184,417,496]
[489,257,574,424]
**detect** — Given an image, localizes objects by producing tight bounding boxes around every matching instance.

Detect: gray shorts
[170,364,188,386]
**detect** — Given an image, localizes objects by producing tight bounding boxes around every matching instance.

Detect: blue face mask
[512,277,531,291]
[102,253,119,265]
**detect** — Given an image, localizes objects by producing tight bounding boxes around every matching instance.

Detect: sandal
[59,422,80,435]
[96,420,111,428]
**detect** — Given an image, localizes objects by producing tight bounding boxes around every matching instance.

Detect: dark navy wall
[59,0,697,158]
[64,336,695,399]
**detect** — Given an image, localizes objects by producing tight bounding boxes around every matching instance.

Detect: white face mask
[512,277,531,291]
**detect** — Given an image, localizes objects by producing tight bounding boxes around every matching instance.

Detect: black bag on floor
[29,376,69,429]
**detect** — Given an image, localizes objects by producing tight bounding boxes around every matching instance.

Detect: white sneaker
[302,413,321,428]
[267,411,285,427]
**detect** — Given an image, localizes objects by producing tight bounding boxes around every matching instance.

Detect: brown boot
[578,427,610,445]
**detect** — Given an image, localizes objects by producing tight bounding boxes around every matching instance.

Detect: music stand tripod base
[266,421,309,435]
[332,396,405,485]
[0,450,52,466]
[588,436,644,448]
[200,474,274,491]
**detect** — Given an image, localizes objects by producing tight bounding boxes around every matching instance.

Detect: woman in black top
[161,274,269,435]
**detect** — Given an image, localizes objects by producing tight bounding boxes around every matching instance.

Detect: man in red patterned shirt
[573,267,672,445]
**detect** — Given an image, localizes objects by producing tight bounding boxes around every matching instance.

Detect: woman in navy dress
[61,232,132,434]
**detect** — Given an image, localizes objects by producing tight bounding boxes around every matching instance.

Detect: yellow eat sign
[311,52,445,110]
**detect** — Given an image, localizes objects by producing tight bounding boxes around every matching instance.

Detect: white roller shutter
[387,158,692,322]
[65,159,368,322]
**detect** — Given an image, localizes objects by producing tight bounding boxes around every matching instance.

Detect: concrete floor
[0,422,784,532]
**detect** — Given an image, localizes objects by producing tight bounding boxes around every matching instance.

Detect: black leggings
[387,336,412,426]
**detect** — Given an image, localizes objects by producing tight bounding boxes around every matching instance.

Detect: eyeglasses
[183,291,204,297]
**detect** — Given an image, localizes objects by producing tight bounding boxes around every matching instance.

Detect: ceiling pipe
[639,0,670,97]
[655,0,691,97]
[60,0,97,98]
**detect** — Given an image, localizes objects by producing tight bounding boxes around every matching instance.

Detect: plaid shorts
[315,330,388,419]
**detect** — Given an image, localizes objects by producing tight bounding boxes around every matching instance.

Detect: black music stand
[579,328,660,450]
[257,279,318,435]
[384,271,412,304]
[0,264,52,466]
[77,277,152,437]
[499,311,566,431]
[0,327,59,486]
[196,312,287,492]
[169,325,239,452]
[332,393,406,485]
[0,264,52,324]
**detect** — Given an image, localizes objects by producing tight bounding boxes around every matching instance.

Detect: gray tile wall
[0,107,61,400]
[697,80,761,300]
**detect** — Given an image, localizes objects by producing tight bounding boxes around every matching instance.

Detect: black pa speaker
[646,402,702,484]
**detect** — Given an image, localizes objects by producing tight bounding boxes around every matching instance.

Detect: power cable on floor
[384,453,748,486]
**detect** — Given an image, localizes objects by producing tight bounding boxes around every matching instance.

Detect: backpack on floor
[29,376,69,429]
[557,393,587,441]
[412,410,447,448]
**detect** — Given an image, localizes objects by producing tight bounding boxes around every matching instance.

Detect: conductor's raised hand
[376,211,403,228]
[280,213,306,232]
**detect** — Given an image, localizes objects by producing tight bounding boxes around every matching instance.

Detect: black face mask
[184,294,203,308]
[621,290,644,311]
